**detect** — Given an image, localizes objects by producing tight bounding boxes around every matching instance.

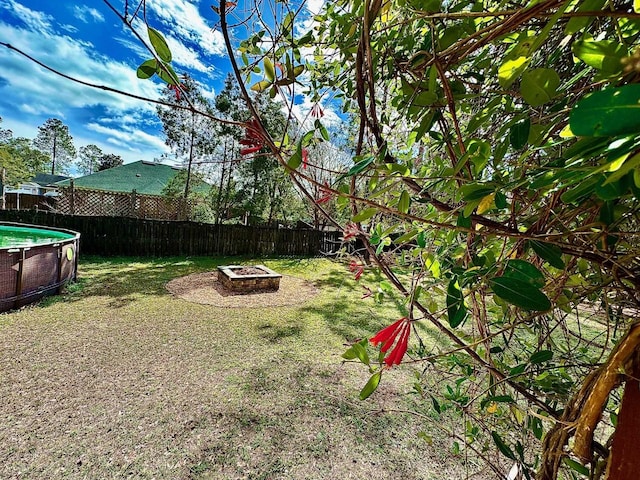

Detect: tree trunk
[184,115,195,200]
[51,132,57,175]
[215,138,228,224]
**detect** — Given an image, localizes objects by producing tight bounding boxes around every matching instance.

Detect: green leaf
[529,241,565,269]
[460,183,495,201]
[457,213,472,229]
[529,415,543,440]
[498,56,530,89]
[342,339,371,363]
[572,40,627,75]
[315,120,330,141]
[136,59,157,79]
[520,68,560,107]
[570,85,640,137]
[398,190,410,214]
[560,175,600,204]
[509,118,530,150]
[250,80,272,92]
[148,27,172,62]
[431,395,441,414]
[446,278,466,328]
[603,153,640,185]
[345,156,375,177]
[342,345,358,360]
[596,176,628,201]
[563,458,589,476]
[490,277,551,311]
[264,57,276,81]
[491,432,516,460]
[503,260,545,288]
[288,143,302,169]
[529,350,554,364]
[352,208,378,223]
[360,372,381,400]
[156,62,179,85]
[352,342,370,365]
[463,199,481,218]
[565,0,607,34]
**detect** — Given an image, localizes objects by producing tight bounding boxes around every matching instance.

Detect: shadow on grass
[256,322,304,342]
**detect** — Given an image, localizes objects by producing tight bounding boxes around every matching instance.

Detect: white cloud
[0,21,162,115]
[199,83,217,103]
[73,5,105,24]
[60,24,78,34]
[164,32,212,72]
[0,2,169,161]
[3,0,53,30]
[19,103,65,118]
[87,122,169,154]
[114,36,148,60]
[146,0,226,56]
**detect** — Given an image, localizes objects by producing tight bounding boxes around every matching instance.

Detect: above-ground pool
[0,223,80,312]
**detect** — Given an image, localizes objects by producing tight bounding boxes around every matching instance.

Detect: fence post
[130,189,137,217]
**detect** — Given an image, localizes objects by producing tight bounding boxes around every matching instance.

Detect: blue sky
[0,0,282,166]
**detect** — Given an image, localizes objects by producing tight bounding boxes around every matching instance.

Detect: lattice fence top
[56,187,192,220]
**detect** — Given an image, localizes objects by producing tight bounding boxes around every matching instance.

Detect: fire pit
[217,265,282,293]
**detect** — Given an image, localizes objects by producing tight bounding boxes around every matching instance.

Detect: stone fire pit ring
[217,265,282,293]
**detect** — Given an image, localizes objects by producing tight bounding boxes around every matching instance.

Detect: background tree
[32,118,76,175]
[236,93,304,224]
[97,153,123,171]
[0,117,12,144]
[77,144,103,175]
[157,74,219,199]
[211,74,244,223]
[0,136,49,185]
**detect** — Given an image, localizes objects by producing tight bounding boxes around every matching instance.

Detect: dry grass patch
[0,256,475,479]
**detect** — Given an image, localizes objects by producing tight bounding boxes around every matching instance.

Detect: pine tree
[212,74,245,223]
[33,118,76,175]
[157,75,218,199]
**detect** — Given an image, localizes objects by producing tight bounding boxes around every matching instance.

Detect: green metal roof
[57,161,186,196]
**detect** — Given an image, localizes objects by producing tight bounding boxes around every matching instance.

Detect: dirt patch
[166,271,319,308]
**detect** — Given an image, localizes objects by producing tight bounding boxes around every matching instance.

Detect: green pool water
[0,225,75,248]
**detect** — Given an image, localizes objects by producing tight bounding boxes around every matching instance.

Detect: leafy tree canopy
[97,153,123,171]
[78,144,103,175]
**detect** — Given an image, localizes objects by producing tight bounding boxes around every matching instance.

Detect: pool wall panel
[0,223,80,313]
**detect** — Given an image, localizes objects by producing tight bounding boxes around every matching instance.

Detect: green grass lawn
[0,256,471,479]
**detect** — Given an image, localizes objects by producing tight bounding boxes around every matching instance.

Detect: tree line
[0,117,123,182]
[0,73,351,227]
[155,73,350,226]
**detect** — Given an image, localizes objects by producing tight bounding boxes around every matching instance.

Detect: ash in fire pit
[217,265,282,293]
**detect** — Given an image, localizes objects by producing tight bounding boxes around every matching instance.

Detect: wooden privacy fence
[56,186,192,221]
[0,211,344,257]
